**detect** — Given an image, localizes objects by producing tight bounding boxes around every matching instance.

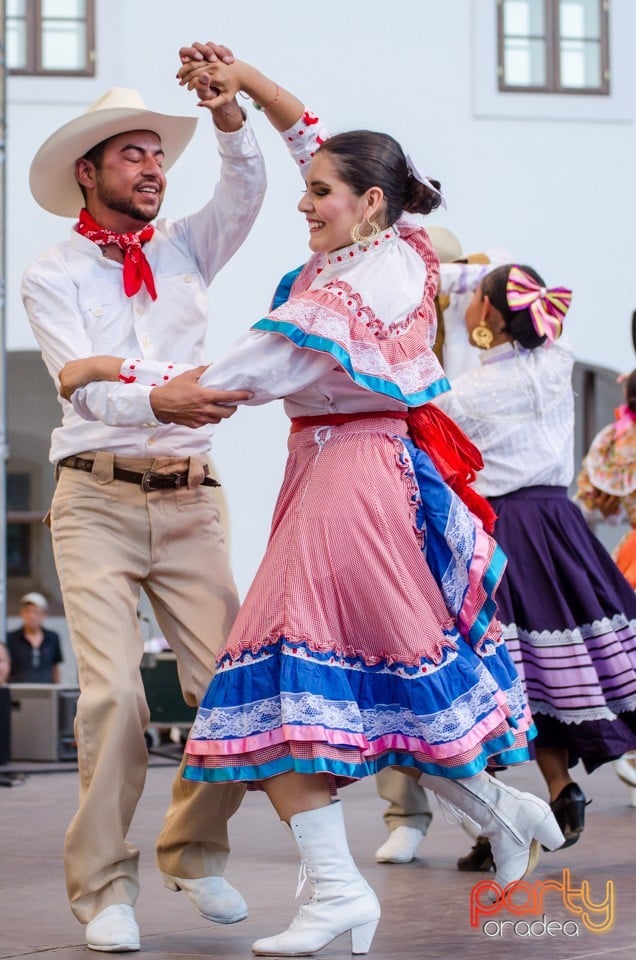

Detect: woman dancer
[576,368,636,589]
[435,264,636,858]
[61,54,563,957]
[575,367,636,805]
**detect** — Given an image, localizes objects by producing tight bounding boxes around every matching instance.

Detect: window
[7,0,95,77]
[497,0,609,94]
[7,473,32,577]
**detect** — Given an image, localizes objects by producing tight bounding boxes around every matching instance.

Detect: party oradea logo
[470,869,615,938]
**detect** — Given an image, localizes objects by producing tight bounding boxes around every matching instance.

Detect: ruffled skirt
[184,418,534,787]
[490,486,636,771]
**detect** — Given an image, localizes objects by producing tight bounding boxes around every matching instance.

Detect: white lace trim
[191,667,519,745]
[269,300,441,396]
[500,614,636,647]
[395,441,475,619]
[481,660,528,720]
[529,695,636,724]
[440,497,475,614]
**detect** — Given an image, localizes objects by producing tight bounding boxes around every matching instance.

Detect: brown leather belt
[58,455,220,491]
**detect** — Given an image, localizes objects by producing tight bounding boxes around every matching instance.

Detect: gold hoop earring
[351,218,381,247]
[470,318,494,350]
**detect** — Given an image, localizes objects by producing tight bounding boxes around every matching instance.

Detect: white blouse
[434,339,575,497]
[115,226,432,419]
[101,109,446,422]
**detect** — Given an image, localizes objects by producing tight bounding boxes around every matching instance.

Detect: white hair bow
[405,154,447,210]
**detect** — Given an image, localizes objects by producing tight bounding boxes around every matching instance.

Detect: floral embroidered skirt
[491,485,636,771]
[183,417,535,788]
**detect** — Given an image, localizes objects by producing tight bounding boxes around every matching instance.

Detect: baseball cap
[19,592,48,611]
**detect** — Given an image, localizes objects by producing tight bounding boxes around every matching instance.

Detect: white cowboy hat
[426,226,463,264]
[29,87,198,217]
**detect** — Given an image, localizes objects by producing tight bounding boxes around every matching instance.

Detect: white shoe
[252,801,380,956]
[613,753,636,806]
[375,826,423,863]
[85,904,140,953]
[614,752,636,788]
[161,873,247,923]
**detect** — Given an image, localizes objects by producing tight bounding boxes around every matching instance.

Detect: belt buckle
[141,470,158,492]
[141,470,187,492]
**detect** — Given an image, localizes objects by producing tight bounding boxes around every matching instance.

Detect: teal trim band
[270,265,304,310]
[252,317,450,406]
[182,729,532,785]
[466,543,508,646]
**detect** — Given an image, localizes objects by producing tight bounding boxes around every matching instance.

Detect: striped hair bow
[506,266,572,342]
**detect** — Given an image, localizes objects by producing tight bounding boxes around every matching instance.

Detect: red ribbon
[76,208,157,300]
[407,405,497,534]
[290,406,497,534]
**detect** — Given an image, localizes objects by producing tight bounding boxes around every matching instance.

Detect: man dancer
[22,43,263,953]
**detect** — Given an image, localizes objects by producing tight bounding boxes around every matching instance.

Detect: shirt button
[93,308,104,317]
[142,422,158,429]
[183,274,193,283]
[142,338,151,348]
[135,306,145,317]
[147,438,156,446]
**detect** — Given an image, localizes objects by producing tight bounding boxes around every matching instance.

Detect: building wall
[5,0,635,608]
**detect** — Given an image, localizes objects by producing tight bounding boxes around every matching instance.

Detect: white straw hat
[29,87,198,217]
[427,226,463,264]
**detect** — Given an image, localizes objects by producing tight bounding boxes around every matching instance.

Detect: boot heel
[545,783,589,849]
[564,799,587,836]
[350,919,379,954]
[534,811,565,852]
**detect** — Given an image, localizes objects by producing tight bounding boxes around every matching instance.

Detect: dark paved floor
[1,754,635,959]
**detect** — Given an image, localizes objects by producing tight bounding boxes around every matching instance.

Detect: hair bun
[403,175,443,216]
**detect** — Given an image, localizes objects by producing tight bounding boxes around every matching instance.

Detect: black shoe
[457,835,495,872]
[546,782,589,850]
[0,772,27,787]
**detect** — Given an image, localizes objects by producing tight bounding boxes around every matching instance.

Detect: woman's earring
[471,318,494,349]
[351,218,381,247]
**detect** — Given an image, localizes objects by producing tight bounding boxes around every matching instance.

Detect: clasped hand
[149,369,251,428]
[177,41,243,109]
[60,357,251,428]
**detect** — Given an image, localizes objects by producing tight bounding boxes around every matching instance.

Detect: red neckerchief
[76,208,157,300]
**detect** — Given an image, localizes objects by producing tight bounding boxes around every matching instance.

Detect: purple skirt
[490,485,636,771]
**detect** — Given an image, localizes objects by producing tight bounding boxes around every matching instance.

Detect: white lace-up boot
[418,771,565,887]
[252,801,380,956]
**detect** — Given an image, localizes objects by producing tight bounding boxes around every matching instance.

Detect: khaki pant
[50,451,244,923]
[375,767,433,834]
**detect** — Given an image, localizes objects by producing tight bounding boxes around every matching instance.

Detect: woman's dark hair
[317,130,442,225]
[481,263,548,350]
[625,369,636,414]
